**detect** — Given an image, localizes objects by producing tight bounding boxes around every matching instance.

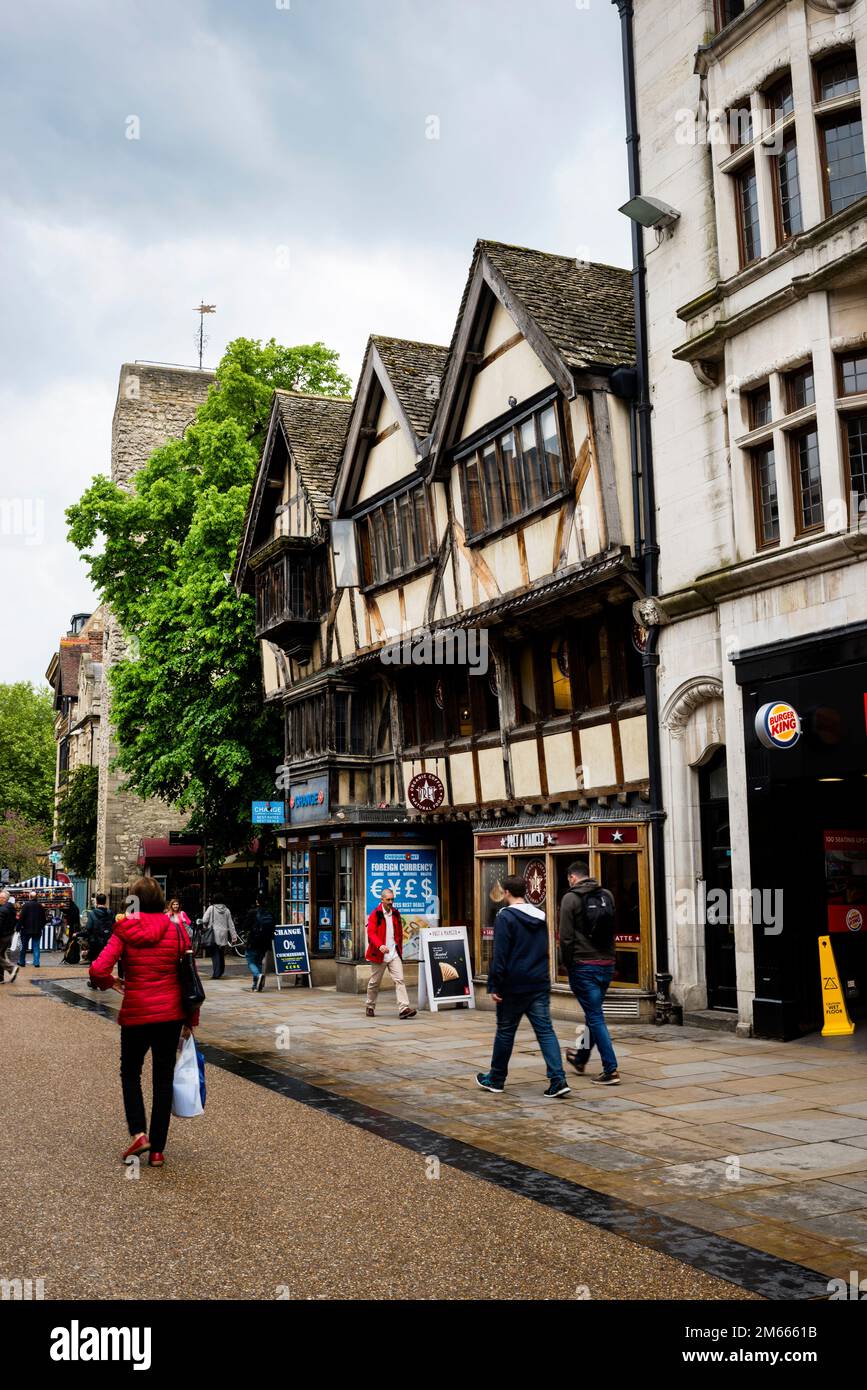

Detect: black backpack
[581,888,617,950]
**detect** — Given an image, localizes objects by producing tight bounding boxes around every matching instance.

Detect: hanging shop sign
[755,701,801,750]
[824,830,867,934]
[475,828,589,852]
[272,924,312,990]
[522,859,547,905]
[364,845,438,962]
[288,775,329,825]
[252,800,285,825]
[407,771,445,812]
[418,925,475,1012]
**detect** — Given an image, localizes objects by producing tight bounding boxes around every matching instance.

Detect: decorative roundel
[755,701,801,750]
[435,679,445,711]
[555,640,569,678]
[488,667,498,698]
[407,771,445,811]
[523,858,547,906]
[846,908,864,933]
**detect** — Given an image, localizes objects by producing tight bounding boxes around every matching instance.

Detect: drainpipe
[613,0,673,1024]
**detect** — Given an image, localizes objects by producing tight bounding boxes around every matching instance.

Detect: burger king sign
[755,701,801,750]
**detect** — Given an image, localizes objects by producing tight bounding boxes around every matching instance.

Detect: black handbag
[175,921,206,1010]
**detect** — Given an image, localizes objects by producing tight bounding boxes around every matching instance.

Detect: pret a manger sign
[755,701,801,750]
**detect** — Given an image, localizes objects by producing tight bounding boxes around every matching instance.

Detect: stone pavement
[0,958,754,1302]
[53,954,867,1285]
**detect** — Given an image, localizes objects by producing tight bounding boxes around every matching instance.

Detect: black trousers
[120,1020,183,1152]
[210,945,225,979]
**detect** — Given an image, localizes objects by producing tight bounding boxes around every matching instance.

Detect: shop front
[737,622,867,1039]
[279,788,474,990]
[474,814,654,1019]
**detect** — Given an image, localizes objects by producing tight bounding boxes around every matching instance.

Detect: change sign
[272,925,311,991]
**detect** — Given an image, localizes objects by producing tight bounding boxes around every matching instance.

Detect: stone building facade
[632,0,867,1037]
[46,608,105,852]
[95,363,214,895]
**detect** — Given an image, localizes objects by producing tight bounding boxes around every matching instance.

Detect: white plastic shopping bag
[172,1033,204,1118]
[10,930,21,956]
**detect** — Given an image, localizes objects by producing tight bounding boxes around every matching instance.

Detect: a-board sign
[418,925,475,1013]
[272,924,312,990]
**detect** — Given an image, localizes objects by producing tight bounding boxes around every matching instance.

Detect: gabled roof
[432,239,635,458]
[272,390,354,520]
[334,335,448,511]
[479,241,634,372]
[233,390,353,590]
[368,336,449,440]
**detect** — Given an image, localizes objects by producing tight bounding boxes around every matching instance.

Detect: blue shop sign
[252,800,285,824]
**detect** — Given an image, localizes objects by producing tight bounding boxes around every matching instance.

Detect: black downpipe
[614,0,673,1021]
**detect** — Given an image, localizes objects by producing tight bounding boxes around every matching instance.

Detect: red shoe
[148,1152,165,1167]
[122,1134,150,1163]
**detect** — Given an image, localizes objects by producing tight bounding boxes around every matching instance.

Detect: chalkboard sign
[418,926,475,1013]
[272,924,312,990]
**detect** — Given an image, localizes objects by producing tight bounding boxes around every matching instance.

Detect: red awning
[138,838,201,866]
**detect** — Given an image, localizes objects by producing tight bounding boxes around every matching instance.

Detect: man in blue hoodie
[476,874,570,1098]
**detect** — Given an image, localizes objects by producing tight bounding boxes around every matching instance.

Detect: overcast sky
[0,0,630,686]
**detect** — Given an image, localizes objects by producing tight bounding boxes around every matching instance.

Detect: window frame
[788,425,825,536]
[751,441,780,550]
[734,159,762,268]
[455,393,569,544]
[841,411,867,518]
[837,351,867,397]
[784,362,816,415]
[354,482,436,590]
[772,131,804,242]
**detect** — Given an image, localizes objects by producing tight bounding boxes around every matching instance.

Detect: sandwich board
[418,925,475,1013]
[272,924,312,991]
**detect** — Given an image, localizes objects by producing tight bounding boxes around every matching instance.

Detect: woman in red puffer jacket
[90,875,201,1169]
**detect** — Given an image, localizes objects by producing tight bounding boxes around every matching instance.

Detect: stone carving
[662,677,725,738]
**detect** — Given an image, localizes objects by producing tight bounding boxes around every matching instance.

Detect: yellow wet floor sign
[819,935,855,1037]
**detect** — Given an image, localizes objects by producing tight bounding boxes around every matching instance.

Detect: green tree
[0,810,50,881]
[0,682,56,832]
[66,338,351,861]
[56,765,99,878]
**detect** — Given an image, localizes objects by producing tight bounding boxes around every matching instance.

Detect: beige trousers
[366,955,410,1011]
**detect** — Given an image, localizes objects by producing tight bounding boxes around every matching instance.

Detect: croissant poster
[418,925,475,1013]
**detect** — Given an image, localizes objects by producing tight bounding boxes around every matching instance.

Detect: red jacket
[89,913,200,1028]
[365,905,403,963]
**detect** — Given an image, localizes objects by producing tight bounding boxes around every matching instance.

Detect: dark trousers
[210,945,225,979]
[120,1020,183,1152]
[489,990,566,1086]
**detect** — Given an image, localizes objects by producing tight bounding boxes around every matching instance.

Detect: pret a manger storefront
[474,814,653,1018]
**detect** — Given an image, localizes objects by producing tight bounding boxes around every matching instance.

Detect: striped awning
[7,875,71,890]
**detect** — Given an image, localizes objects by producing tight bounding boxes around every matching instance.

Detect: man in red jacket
[365,887,416,1019]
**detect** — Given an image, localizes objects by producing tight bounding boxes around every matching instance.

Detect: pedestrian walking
[202,897,237,979]
[559,860,620,1086]
[476,874,570,1098]
[365,887,416,1019]
[59,897,81,951]
[84,894,114,984]
[89,875,201,1168]
[0,890,20,984]
[241,894,275,992]
[166,898,191,933]
[17,891,46,968]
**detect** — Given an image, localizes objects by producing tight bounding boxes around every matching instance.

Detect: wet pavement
[0,957,759,1302]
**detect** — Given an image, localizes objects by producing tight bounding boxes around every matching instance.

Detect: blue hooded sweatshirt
[487,901,550,997]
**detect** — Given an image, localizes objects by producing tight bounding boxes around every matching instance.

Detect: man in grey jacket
[559,861,620,1085]
[202,898,238,979]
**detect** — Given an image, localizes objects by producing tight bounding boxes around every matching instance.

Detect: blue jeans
[569,963,617,1073]
[489,990,566,1086]
[245,948,266,980]
[19,936,40,966]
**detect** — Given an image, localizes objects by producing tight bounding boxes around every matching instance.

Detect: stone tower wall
[95,363,215,893]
